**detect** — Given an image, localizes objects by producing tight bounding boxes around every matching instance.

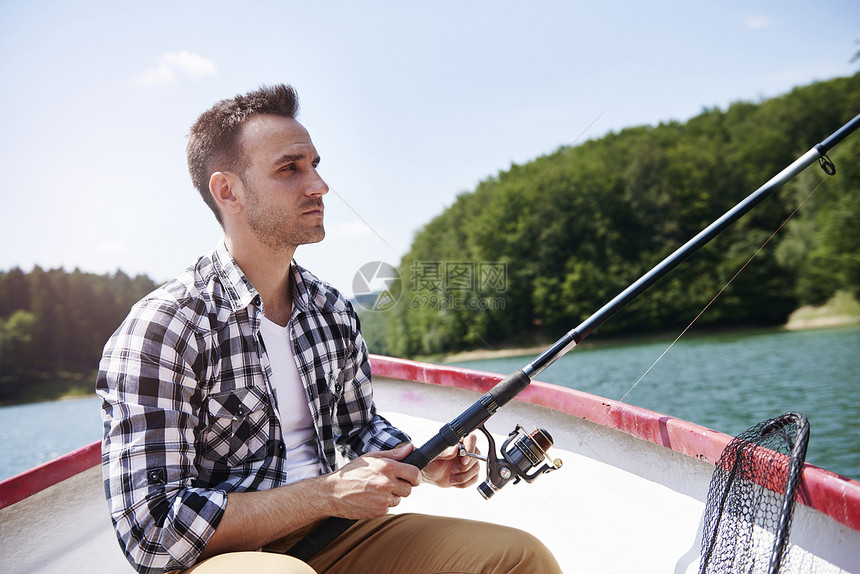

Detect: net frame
[699,412,810,574]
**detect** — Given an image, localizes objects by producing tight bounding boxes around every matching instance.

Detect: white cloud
[744,15,771,30]
[133,51,217,86]
[162,51,218,78]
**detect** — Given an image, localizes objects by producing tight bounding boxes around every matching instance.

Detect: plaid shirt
[97,242,409,574]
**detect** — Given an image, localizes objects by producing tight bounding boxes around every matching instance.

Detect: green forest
[365,73,860,357]
[0,268,156,403]
[1,74,858,403]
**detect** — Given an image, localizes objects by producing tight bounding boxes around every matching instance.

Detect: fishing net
[698,412,810,574]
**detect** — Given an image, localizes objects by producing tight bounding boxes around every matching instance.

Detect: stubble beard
[243,179,325,252]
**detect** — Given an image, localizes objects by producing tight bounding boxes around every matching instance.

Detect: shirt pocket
[204,386,271,466]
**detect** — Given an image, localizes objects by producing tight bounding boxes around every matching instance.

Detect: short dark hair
[187,84,300,224]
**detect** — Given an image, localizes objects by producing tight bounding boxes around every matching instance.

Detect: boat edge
[0,440,101,510]
[1,355,858,534]
[367,354,860,533]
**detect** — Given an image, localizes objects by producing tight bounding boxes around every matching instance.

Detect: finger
[458,474,481,488]
[434,444,459,461]
[369,442,414,460]
[392,479,414,498]
[392,461,422,487]
[455,455,481,476]
[450,465,481,487]
[459,450,480,471]
[451,472,480,488]
[441,433,479,463]
[459,434,479,463]
[463,432,478,451]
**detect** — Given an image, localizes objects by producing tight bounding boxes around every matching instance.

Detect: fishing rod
[286,112,860,561]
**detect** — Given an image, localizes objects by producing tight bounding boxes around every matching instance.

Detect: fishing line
[328,186,397,252]
[577,149,858,447]
[289,116,859,561]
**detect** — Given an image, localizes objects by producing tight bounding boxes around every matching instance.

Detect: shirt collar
[290,260,348,315]
[211,240,343,315]
[290,262,311,314]
[211,240,259,313]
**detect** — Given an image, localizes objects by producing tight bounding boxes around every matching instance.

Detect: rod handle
[286,516,354,562]
[286,369,531,560]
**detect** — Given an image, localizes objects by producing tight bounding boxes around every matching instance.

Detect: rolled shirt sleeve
[98,299,226,574]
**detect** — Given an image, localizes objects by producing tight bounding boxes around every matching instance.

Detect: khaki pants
[184,513,561,573]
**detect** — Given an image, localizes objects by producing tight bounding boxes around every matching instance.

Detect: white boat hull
[2,356,858,573]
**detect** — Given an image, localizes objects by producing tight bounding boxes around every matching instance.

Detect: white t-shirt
[259,315,321,484]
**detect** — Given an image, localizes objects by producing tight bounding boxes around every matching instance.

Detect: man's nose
[307,171,329,196]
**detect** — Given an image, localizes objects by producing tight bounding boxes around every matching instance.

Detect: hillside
[374,74,860,358]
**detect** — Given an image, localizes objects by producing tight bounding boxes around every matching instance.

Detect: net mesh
[699,412,810,574]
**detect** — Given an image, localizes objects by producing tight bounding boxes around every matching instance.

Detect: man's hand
[200,443,420,559]
[420,432,482,489]
[325,443,421,519]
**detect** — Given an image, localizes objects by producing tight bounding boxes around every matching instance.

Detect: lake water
[0,395,103,481]
[1,325,858,482]
[446,325,860,480]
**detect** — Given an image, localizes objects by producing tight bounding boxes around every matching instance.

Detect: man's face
[235,114,329,250]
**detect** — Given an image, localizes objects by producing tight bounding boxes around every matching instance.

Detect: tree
[0,310,37,381]
[0,266,158,401]
[383,73,860,357]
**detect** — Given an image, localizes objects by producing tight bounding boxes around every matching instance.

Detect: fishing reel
[459,424,563,499]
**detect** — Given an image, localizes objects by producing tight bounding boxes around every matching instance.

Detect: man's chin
[302,228,325,245]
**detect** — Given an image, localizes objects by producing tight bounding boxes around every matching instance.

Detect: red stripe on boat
[0,441,101,510]
[368,354,860,532]
[1,355,858,535]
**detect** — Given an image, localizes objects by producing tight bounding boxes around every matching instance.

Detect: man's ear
[209,172,242,215]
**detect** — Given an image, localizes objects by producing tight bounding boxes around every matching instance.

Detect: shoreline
[436,314,859,364]
[2,309,857,405]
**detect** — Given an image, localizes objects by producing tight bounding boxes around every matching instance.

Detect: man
[98,84,561,574]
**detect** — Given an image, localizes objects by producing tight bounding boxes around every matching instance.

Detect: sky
[1,1,858,298]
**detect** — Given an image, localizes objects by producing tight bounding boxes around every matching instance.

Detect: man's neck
[224,234,296,326]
